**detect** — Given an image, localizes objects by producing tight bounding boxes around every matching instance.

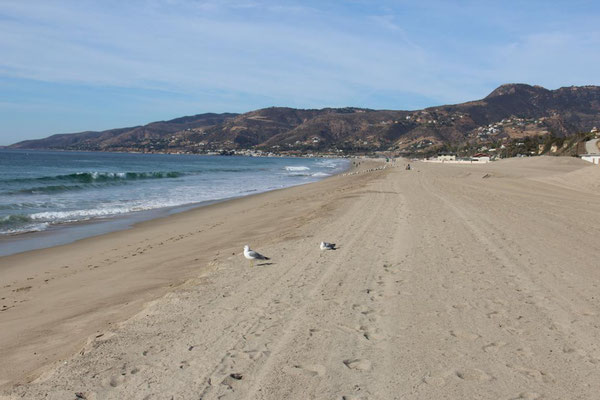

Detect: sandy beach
[2,156,600,399]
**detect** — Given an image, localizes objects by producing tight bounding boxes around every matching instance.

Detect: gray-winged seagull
[243,245,270,267]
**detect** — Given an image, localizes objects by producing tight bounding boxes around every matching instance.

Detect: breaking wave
[284,166,310,171]
[3,171,185,185]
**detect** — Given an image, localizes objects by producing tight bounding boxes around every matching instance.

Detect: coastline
[0,152,350,257]
[3,156,600,399]
[0,159,384,388]
[0,201,210,257]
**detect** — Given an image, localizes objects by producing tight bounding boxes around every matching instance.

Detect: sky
[1,0,599,145]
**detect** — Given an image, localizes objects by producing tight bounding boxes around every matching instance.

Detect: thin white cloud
[0,0,599,111]
[0,0,448,106]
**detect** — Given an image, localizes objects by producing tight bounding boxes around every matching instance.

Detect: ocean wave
[3,171,186,185]
[29,207,141,222]
[2,204,173,235]
[0,214,50,235]
[207,168,251,173]
[284,166,310,171]
[0,158,346,236]
[283,173,311,177]
[1,171,188,196]
[0,202,54,211]
[6,184,86,195]
[0,214,33,228]
[0,223,49,235]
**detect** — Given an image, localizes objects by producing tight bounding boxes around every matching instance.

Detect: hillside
[10,113,238,151]
[9,84,600,155]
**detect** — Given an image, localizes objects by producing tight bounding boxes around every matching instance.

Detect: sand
[1,156,600,399]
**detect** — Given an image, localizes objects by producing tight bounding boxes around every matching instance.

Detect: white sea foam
[315,160,338,168]
[30,207,136,221]
[285,166,310,171]
[0,222,49,235]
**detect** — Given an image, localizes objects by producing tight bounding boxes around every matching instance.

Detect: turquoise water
[0,150,348,237]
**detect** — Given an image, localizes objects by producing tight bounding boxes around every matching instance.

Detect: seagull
[243,245,270,267]
[320,242,336,250]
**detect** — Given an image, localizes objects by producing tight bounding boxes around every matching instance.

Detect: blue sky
[1,0,599,145]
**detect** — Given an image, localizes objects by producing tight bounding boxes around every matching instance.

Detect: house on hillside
[472,153,491,163]
[437,152,456,162]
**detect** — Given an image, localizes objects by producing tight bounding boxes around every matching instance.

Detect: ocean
[0,150,348,254]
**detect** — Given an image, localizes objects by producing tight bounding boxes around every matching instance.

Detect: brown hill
[9,84,600,154]
[10,113,238,151]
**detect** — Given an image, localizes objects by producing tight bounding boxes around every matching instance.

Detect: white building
[437,153,456,162]
[581,154,600,165]
[472,153,491,163]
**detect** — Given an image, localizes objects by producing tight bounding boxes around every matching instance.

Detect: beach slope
[2,157,600,399]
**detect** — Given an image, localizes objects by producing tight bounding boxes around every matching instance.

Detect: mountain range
[8,84,600,155]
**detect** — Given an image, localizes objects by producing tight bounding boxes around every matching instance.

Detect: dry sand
[1,156,600,399]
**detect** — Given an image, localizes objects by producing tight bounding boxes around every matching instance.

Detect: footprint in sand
[12,286,32,293]
[450,303,469,311]
[455,368,493,382]
[422,370,452,386]
[102,362,145,388]
[75,392,98,400]
[507,364,555,383]
[243,349,267,361]
[423,375,446,386]
[221,373,244,389]
[515,346,534,358]
[510,392,543,400]
[450,330,480,341]
[343,359,372,371]
[579,310,597,317]
[308,328,320,337]
[352,304,375,315]
[358,325,386,342]
[482,341,507,353]
[106,375,126,388]
[561,346,582,355]
[486,310,502,319]
[293,364,326,377]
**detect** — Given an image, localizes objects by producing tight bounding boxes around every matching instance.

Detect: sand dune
[2,156,600,399]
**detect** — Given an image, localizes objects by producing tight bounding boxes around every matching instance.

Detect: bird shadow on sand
[256,262,275,266]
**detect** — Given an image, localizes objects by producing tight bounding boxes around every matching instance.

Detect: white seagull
[320,242,336,250]
[243,245,270,267]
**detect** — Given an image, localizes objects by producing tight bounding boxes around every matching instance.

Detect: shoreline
[0,201,212,257]
[0,159,385,388]
[0,154,351,257]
